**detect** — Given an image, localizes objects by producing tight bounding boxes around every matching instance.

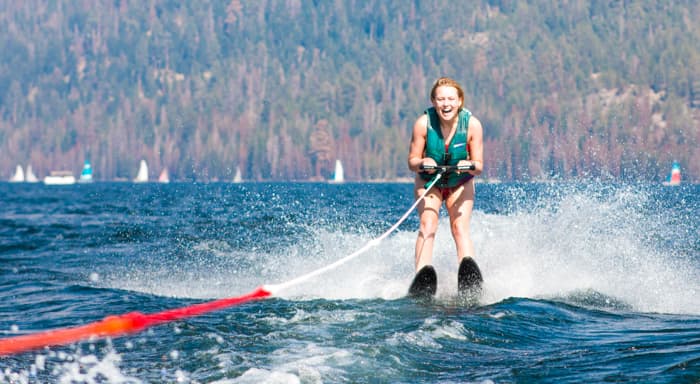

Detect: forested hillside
[1,0,698,182]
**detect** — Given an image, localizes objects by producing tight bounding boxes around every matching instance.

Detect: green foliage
[0,0,698,182]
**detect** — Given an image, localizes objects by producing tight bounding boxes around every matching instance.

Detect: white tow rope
[264,173,443,294]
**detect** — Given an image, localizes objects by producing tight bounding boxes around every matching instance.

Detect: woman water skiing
[407,77,484,298]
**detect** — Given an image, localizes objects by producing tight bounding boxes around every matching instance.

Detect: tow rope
[0,174,442,356]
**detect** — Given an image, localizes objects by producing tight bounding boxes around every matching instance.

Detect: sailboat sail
[233,166,242,183]
[663,161,681,186]
[332,160,344,183]
[25,165,38,183]
[79,160,93,183]
[9,165,24,182]
[134,160,149,183]
[158,168,170,183]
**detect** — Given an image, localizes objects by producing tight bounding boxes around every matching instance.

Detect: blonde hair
[430,77,464,109]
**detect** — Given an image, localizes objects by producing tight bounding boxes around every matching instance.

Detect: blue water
[1,181,699,383]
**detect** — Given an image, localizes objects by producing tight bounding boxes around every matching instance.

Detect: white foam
[100,184,699,315]
[473,186,700,315]
[270,343,357,381]
[387,318,471,349]
[222,368,300,384]
[274,185,700,315]
[0,348,144,384]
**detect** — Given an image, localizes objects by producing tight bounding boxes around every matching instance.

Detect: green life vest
[420,107,473,188]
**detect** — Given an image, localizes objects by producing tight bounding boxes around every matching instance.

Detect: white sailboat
[233,166,243,183]
[25,165,39,183]
[9,165,24,182]
[331,159,345,183]
[134,160,149,183]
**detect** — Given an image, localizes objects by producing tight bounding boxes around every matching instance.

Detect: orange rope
[0,286,271,356]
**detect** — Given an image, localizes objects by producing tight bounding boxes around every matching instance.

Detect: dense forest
[1,0,698,182]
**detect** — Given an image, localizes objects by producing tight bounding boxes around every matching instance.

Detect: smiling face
[431,85,462,122]
[429,78,464,123]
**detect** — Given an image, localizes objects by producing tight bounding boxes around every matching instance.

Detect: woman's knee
[420,217,439,236]
[450,220,470,238]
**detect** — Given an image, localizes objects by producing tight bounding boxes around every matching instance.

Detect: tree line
[1,0,698,182]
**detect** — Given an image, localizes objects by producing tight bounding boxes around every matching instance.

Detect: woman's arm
[408,114,432,172]
[466,116,483,176]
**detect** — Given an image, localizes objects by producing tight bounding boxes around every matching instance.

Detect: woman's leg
[445,179,475,262]
[414,181,442,271]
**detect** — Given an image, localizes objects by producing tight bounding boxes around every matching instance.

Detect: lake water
[1,181,698,383]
